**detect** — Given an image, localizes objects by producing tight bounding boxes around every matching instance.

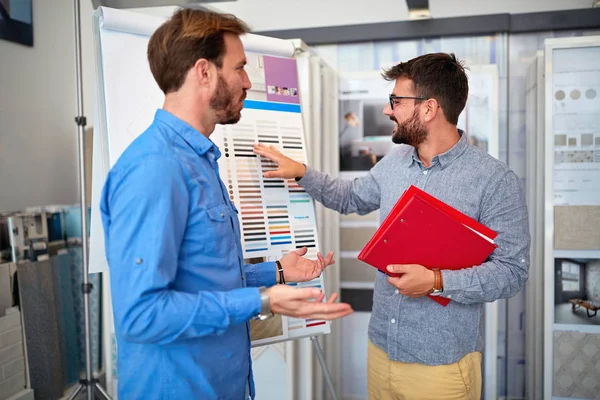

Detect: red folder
[357,185,498,306]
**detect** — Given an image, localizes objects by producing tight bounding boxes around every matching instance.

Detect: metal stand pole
[310,336,338,400]
[67,1,111,399]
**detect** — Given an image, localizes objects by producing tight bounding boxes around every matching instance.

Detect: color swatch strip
[231,135,269,253]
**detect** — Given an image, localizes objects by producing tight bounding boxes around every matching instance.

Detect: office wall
[0,0,96,213]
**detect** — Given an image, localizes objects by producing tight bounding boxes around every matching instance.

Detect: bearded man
[100,9,352,400]
[253,52,530,400]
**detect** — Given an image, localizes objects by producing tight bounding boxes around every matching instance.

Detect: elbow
[509,273,529,298]
[121,320,153,344]
[121,312,155,344]
[119,298,163,344]
[497,265,529,301]
[509,263,529,297]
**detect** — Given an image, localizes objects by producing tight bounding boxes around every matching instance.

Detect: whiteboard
[91,9,332,395]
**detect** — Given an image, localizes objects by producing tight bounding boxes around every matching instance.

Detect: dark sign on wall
[0,0,33,47]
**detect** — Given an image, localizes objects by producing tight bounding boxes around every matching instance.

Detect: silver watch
[254,286,274,320]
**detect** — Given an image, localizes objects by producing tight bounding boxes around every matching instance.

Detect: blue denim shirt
[299,132,530,365]
[100,109,276,399]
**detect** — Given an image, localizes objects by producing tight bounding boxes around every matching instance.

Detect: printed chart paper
[212,54,330,346]
[212,102,329,345]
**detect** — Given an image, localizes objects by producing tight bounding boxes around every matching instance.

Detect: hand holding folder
[357,185,498,306]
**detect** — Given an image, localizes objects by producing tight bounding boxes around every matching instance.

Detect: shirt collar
[154,109,218,158]
[407,129,468,169]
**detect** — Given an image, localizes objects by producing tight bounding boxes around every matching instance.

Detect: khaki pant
[367,340,482,400]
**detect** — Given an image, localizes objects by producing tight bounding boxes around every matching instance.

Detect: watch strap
[276,260,285,284]
[255,286,273,320]
[431,269,443,293]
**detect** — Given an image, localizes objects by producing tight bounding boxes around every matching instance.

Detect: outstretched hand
[253,143,306,179]
[279,247,335,283]
[267,285,353,321]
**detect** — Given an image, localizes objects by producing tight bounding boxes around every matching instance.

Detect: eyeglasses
[389,94,428,110]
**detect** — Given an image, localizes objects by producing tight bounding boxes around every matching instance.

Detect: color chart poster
[212,54,330,347]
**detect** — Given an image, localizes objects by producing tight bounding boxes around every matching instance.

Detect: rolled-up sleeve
[245,261,277,288]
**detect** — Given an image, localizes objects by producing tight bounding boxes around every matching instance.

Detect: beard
[391,107,428,147]
[210,74,246,125]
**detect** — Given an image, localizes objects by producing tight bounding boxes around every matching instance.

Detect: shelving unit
[542,35,600,400]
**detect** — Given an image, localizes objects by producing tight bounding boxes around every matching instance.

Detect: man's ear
[193,58,215,87]
[423,98,440,122]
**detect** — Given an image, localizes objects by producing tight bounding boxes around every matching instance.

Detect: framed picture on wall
[554,258,600,326]
[0,0,33,47]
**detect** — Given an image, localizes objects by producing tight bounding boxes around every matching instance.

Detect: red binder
[357,185,498,306]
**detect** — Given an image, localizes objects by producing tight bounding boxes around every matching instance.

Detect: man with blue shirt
[100,8,353,400]
[254,53,530,399]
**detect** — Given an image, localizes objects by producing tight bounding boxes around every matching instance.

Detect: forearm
[245,261,278,287]
[114,285,261,344]
[440,257,528,304]
[297,166,380,215]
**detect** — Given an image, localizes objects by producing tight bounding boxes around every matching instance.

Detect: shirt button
[423,170,428,175]
[391,318,396,324]
[220,213,225,218]
[136,258,143,264]
[394,289,399,295]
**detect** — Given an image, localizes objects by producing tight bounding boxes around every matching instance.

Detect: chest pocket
[201,203,236,254]
[207,203,229,223]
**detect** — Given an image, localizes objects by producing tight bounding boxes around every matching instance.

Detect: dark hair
[147,8,250,94]
[382,53,468,125]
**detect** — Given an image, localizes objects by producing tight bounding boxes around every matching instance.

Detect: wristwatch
[254,286,274,320]
[429,269,444,296]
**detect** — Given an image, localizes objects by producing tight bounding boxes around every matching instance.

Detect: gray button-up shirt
[299,132,530,365]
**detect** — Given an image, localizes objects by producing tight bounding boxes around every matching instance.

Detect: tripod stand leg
[95,381,112,399]
[72,0,113,398]
[67,383,84,400]
[310,336,339,400]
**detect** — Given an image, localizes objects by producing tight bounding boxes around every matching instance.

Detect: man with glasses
[253,52,530,399]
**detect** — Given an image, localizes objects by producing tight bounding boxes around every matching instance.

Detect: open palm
[279,247,335,283]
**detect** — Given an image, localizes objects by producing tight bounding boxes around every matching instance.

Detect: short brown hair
[147,8,250,94]
[382,53,468,125]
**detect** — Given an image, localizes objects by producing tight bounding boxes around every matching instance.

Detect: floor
[554,302,600,326]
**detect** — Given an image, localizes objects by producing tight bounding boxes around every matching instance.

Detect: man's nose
[383,103,393,116]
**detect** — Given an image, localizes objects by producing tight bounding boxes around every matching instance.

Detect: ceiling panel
[113,0,596,32]
[91,0,233,8]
